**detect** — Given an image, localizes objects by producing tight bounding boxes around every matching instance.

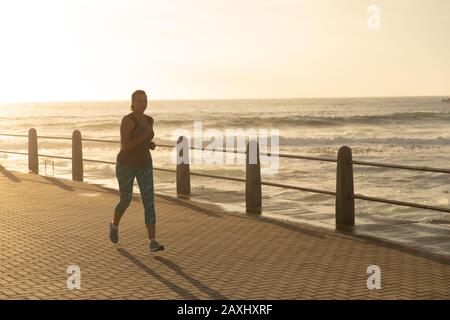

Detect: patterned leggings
[114,161,156,225]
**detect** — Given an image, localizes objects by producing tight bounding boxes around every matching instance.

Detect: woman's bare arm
[145,116,156,149]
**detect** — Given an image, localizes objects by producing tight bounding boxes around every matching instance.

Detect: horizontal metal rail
[0,133,72,141]
[168,143,338,162]
[83,138,120,143]
[83,158,116,165]
[1,149,330,191]
[0,150,178,174]
[0,150,29,156]
[260,181,336,196]
[0,133,337,162]
[0,133,30,138]
[187,171,246,183]
[353,193,450,214]
[0,151,334,195]
[4,133,450,173]
[351,160,450,174]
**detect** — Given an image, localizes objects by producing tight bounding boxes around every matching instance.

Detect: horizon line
[0,94,449,105]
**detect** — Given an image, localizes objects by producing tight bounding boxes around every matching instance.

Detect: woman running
[109,89,164,252]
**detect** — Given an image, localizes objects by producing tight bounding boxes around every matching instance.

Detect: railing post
[176,136,191,198]
[246,139,262,214]
[336,145,355,229]
[28,128,39,174]
[72,130,83,182]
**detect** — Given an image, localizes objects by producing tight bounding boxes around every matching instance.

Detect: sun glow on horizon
[0,0,449,103]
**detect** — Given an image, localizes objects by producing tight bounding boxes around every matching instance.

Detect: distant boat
[442,98,450,103]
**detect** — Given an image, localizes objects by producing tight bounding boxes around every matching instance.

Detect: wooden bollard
[176,136,191,197]
[72,130,83,182]
[28,128,39,174]
[335,145,355,229]
[246,139,262,214]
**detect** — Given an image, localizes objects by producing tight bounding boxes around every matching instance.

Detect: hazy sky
[0,0,449,102]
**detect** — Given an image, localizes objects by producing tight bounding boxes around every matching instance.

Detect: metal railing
[1,129,449,229]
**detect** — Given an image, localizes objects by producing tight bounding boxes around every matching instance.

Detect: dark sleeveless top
[116,113,154,167]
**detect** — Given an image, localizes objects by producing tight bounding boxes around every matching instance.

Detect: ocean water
[1,97,449,256]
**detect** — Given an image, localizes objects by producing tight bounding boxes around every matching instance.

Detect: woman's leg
[136,161,164,251]
[113,163,136,227]
[135,162,157,235]
[146,223,156,241]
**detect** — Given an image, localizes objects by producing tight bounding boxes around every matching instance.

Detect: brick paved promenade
[0,167,449,299]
